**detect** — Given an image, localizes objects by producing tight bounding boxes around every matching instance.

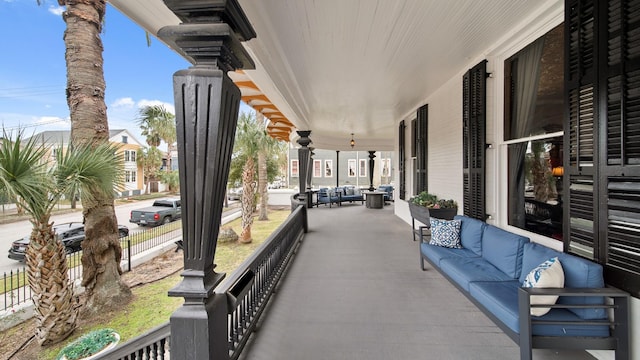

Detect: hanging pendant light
[350,133,355,148]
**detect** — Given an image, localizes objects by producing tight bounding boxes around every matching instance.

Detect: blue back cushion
[520,242,605,319]
[481,225,529,279]
[454,215,485,256]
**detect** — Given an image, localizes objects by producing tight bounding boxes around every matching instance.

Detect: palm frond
[55,142,124,205]
[0,131,53,219]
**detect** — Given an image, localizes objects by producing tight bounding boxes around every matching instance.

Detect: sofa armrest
[518,287,630,360]
[418,226,430,243]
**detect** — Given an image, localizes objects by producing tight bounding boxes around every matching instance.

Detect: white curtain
[508,37,545,227]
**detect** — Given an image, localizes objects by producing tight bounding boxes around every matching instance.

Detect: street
[0,199,159,274]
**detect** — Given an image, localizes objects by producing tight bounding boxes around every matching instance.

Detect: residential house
[289,148,393,190]
[28,129,145,197]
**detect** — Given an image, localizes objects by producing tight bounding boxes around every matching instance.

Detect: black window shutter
[601,0,640,296]
[416,105,428,193]
[566,0,640,297]
[399,120,407,200]
[565,0,598,259]
[462,60,487,220]
[411,119,417,158]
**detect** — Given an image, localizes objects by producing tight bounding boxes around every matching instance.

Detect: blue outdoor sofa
[317,188,341,207]
[317,186,365,207]
[377,185,393,204]
[316,185,393,207]
[420,215,630,360]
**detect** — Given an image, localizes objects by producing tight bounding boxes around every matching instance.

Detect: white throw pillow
[522,257,565,316]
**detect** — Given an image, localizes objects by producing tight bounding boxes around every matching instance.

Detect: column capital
[162,0,256,41]
[296,131,312,147]
[159,0,255,71]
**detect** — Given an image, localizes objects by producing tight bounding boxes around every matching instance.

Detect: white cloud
[36,116,69,127]
[0,113,69,136]
[48,5,64,16]
[111,97,136,108]
[136,99,175,115]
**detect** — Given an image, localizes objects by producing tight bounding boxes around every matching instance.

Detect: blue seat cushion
[519,242,606,320]
[469,281,610,337]
[421,243,480,267]
[454,215,485,256]
[439,258,513,292]
[481,225,529,279]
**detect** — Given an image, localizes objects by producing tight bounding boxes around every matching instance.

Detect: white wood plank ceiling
[109,0,558,150]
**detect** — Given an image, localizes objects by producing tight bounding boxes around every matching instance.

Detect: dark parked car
[7,222,130,262]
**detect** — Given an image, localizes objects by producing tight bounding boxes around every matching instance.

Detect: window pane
[359,159,367,178]
[348,159,356,177]
[508,137,563,240]
[313,160,322,177]
[504,24,564,140]
[325,160,332,177]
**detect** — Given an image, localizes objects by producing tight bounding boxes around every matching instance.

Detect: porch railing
[95,203,307,360]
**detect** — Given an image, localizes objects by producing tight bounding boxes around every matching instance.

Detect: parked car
[129,198,182,226]
[7,222,130,262]
[228,188,243,200]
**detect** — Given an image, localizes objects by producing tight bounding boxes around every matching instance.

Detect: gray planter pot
[408,202,457,223]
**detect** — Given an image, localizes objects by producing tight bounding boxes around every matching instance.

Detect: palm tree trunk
[81,203,131,311]
[25,219,78,345]
[258,151,269,221]
[62,0,108,144]
[61,0,131,313]
[239,157,256,243]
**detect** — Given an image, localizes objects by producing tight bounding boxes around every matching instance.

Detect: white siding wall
[393,1,638,358]
[425,76,464,207]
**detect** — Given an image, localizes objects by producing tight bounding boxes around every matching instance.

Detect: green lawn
[39,208,291,359]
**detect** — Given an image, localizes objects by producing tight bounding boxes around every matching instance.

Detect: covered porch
[103,0,639,359]
[237,204,593,360]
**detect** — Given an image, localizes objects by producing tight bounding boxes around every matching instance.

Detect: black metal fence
[224,204,306,359]
[1,221,182,312]
[94,204,307,360]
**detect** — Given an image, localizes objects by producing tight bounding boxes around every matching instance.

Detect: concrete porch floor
[239,203,595,360]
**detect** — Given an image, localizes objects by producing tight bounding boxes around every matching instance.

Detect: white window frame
[291,159,299,177]
[359,159,367,177]
[348,159,357,177]
[381,158,390,177]
[313,159,322,177]
[324,160,333,177]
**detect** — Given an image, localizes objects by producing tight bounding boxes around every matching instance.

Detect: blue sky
[0,0,209,144]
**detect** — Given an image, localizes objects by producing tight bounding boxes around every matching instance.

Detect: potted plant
[56,328,120,360]
[409,191,458,223]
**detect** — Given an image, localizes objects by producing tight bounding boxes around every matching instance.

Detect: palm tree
[137,105,177,191]
[137,147,163,193]
[0,132,124,345]
[234,112,269,243]
[255,113,284,221]
[53,0,131,313]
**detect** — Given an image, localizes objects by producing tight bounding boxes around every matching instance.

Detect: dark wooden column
[158,1,255,358]
[308,147,315,190]
[296,131,311,192]
[368,151,376,191]
[336,150,340,187]
[296,131,312,207]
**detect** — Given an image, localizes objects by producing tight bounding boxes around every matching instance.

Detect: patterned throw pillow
[429,218,462,248]
[522,257,565,316]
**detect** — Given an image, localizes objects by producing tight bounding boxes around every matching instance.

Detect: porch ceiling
[109,0,554,150]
